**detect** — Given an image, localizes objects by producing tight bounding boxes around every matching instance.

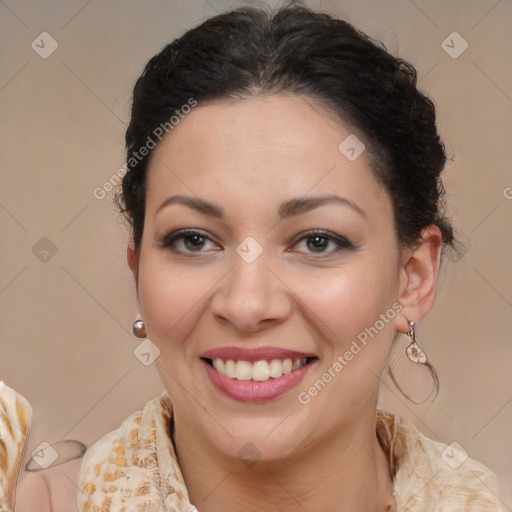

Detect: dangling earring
[132,319,147,339]
[388,319,439,404]
[406,320,428,364]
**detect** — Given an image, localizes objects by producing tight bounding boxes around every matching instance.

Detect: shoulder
[381,410,504,511]
[77,406,145,485]
[76,391,176,510]
[78,391,172,471]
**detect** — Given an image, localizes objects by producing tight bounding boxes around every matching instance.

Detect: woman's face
[132,94,407,461]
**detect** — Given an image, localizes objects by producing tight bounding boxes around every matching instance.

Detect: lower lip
[201,359,315,403]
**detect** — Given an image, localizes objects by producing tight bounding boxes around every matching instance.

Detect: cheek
[290,259,398,345]
[137,260,212,351]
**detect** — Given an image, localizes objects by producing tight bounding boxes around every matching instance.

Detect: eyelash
[157,229,354,256]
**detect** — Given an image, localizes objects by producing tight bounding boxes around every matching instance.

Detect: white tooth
[214,358,225,375]
[235,360,252,380]
[282,358,293,374]
[218,358,307,381]
[269,359,284,378]
[252,360,270,381]
[225,360,236,378]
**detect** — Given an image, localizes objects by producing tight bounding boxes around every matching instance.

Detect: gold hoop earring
[132,319,147,339]
[406,320,428,364]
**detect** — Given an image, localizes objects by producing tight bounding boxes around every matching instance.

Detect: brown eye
[292,230,353,255]
[159,229,218,253]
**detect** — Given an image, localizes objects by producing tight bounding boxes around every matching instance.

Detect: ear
[394,225,443,334]
[127,241,143,317]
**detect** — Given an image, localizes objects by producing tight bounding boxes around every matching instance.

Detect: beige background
[1,0,511,506]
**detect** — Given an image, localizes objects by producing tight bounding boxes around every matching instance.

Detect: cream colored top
[74,390,505,511]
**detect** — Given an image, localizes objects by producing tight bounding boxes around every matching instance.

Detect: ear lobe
[394,225,443,334]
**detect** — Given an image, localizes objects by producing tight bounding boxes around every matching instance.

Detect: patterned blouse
[74,390,505,511]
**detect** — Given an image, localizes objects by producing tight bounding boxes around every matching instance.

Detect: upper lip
[201,346,318,362]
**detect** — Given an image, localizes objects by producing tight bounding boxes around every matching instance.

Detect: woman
[9,2,504,511]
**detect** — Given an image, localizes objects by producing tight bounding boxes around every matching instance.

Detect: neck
[172,404,395,512]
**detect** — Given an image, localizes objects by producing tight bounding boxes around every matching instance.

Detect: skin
[126,93,442,512]
[14,458,83,511]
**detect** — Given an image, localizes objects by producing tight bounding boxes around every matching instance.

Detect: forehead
[145,94,391,221]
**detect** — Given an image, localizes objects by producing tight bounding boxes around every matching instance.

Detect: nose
[210,251,292,333]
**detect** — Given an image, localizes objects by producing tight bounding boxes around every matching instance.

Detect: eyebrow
[155,194,367,221]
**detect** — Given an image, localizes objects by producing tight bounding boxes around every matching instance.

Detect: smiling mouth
[202,357,318,382]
